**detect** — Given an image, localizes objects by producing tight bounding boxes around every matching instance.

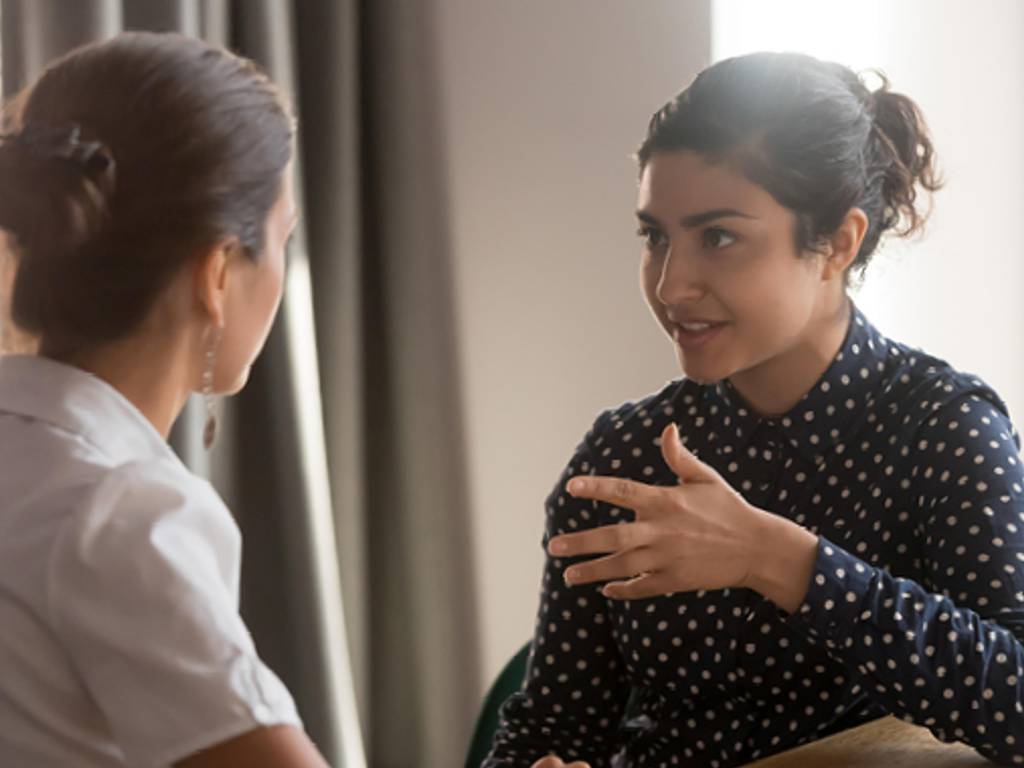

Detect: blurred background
[1,1,1022,767]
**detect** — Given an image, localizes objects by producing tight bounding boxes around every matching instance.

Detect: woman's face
[637,150,833,388]
[216,167,298,394]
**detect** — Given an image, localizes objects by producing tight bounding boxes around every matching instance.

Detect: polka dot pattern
[485,307,1024,767]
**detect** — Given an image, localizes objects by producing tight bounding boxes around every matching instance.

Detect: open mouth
[672,320,727,349]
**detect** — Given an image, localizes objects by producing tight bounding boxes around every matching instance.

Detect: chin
[676,351,731,385]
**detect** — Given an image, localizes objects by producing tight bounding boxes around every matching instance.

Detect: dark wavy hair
[637,52,942,275]
[0,31,294,356]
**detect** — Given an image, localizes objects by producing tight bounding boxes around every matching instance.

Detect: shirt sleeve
[47,459,302,768]
[485,414,631,767]
[786,391,1024,765]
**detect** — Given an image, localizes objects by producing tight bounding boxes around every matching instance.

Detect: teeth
[681,322,712,332]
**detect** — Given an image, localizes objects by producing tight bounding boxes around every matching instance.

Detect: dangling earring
[202,325,223,450]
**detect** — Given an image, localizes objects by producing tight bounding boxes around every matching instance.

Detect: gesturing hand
[547,423,819,611]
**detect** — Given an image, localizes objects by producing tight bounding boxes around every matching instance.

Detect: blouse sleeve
[485,414,631,767]
[786,391,1024,765]
[47,459,301,768]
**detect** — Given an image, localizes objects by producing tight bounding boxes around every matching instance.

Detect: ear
[193,238,240,327]
[821,207,868,281]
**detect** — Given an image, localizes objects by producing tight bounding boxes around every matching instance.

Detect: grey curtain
[0,1,480,766]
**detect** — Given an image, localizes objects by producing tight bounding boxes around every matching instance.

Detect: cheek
[727,259,822,349]
[215,259,287,392]
[245,262,286,358]
[725,244,813,305]
[259,259,286,318]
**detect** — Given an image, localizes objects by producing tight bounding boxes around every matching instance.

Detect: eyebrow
[635,208,757,229]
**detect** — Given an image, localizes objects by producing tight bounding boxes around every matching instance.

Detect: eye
[636,225,667,250]
[702,227,737,250]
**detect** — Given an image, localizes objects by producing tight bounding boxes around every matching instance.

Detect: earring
[202,325,222,450]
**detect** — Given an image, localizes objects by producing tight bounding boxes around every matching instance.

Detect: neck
[49,330,196,439]
[729,293,852,417]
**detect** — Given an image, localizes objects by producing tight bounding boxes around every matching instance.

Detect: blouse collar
[0,354,176,466]
[703,304,894,465]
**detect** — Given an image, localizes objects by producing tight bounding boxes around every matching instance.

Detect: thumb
[660,422,714,482]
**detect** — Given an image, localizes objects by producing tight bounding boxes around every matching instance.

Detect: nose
[655,242,704,307]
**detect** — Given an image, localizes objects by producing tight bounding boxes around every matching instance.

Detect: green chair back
[465,641,532,768]
[465,641,643,768]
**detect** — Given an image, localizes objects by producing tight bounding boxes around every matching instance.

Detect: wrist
[745,509,819,613]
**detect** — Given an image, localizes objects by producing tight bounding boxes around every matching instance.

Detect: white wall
[434,0,712,688]
[437,0,1024,693]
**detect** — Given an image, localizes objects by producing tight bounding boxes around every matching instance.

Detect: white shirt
[0,355,301,767]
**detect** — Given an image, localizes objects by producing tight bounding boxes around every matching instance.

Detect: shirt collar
[704,304,891,465]
[0,354,176,466]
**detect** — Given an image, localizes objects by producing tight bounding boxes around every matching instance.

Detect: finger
[563,547,657,587]
[530,757,565,768]
[660,423,716,483]
[548,521,653,558]
[601,571,675,600]
[565,474,661,510]
[567,763,592,768]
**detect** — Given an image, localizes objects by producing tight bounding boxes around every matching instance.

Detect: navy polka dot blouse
[485,306,1024,767]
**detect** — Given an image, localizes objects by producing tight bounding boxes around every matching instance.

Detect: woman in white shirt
[0,31,330,768]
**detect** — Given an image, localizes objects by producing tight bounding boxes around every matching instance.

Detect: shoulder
[874,336,1015,438]
[548,379,689,482]
[573,378,698,483]
[48,458,237,607]
[39,463,300,768]
[871,336,1022,499]
[65,457,229,537]
[585,379,689,443]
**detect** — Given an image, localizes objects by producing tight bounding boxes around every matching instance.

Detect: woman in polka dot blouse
[484,52,1024,768]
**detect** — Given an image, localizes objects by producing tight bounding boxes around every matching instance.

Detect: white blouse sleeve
[46,459,302,768]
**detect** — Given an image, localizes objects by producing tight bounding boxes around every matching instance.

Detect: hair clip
[2,122,113,176]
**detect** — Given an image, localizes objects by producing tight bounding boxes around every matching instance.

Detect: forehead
[637,150,781,221]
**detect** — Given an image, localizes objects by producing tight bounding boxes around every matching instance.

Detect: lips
[671,319,727,349]
[677,320,721,332]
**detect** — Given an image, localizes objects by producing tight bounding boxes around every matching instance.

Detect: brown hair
[0,31,294,356]
[637,52,942,276]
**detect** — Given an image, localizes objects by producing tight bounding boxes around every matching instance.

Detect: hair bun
[0,31,292,355]
[865,84,942,239]
[0,122,118,339]
[3,122,116,190]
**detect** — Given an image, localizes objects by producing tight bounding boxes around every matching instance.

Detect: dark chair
[465,641,533,768]
[466,641,645,768]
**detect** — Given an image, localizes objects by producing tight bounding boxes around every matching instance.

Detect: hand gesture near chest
[549,424,819,613]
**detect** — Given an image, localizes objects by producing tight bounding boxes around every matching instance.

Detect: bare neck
[729,294,852,418]
[50,330,196,439]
